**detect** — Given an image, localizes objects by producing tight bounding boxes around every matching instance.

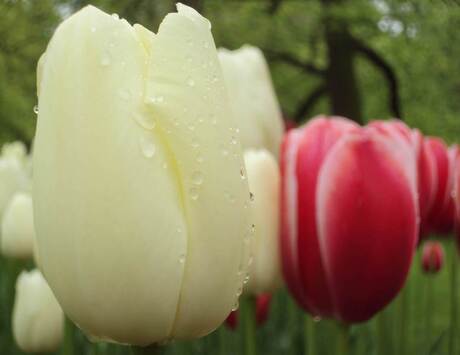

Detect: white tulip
[1,192,35,259]
[13,269,64,353]
[244,149,282,295]
[33,4,251,345]
[0,150,30,218]
[218,45,284,158]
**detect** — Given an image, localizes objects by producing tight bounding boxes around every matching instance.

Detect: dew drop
[187,77,195,87]
[133,113,156,130]
[203,41,210,49]
[111,13,119,19]
[243,274,250,284]
[192,171,204,185]
[100,55,111,66]
[222,149,229,157]
[179,254,186,264]
[236,286,243,297]
[188,124,195,131]
[139,135,156,158]
[148,95,164,105]
[313,316,321,323]
[91,27,97,33]
[251,224,255,233]
[250,192,255,202]
[231,300,239,312]
[190,187,199,200]
[33,105,39,114]
[230,136,237,145]
[162,162,168,169]
[240,167,246,180]
[177,227,182,233]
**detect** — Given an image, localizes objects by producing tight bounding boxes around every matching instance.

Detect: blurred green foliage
[1,0,460,144]
[1,0,460,354]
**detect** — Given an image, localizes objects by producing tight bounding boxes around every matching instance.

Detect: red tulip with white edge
[424,138,456,236]
[280,116,418,323]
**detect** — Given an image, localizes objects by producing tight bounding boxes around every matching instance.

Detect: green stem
[336,323,350,355]
[131,345,163,355]
[219,325,226,355]
[424,276,433,348]
[449,247,458,355]
[376,313,387,355]
[242,296,257,355]
[304,315,316,355]
[398,282,410,355]
[63,318,74,355]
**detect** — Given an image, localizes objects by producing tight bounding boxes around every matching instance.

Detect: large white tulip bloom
[244,149,282,295]
[218,45,284,158]
[1,192,35,259]
[13,269,64,353]
[33,4,252,346]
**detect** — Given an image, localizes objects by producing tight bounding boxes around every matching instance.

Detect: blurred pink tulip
[280,116,418,323]
[421,241,445,273]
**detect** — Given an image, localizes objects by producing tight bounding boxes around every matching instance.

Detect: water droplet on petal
[231,300,239,312]
[192,171,204,185]
[111,13,119,19]
[100,51,111,66]
[236,286,243,297]
[230,136,237,145]
[134,113,156,130]
[187,77,195,87]
[139,135,156,158]
[179,254,185,264]
[190,188,199,200]
[33,105,39,114]
[91,27,97,33]
[313,316,321,323]
[250,192,255,202]
[240,167,246,180]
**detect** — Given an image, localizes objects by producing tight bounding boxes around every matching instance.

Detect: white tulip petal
[1,192,35,259]
[244,149,282,294]
[13,269,64,353]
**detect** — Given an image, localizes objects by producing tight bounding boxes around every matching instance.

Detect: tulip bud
[225,294,272,330]
[421,241,444,273]
[33,4,251,345]
[13,269,64,353]
[218,45,283,158]
[243,149,281,295]
[1,192,35,259]
[281,116,418,323]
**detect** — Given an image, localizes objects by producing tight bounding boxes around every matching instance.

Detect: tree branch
[352,38,402,119]
[294,84,327,121]
[263,49,325,77]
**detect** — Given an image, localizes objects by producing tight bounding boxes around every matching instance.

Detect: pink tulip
[224,294,272,330]
[424,138,456,236]
[421,241,445,273]
[280,116,418,323]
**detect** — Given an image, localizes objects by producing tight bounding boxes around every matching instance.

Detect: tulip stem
[131,345,163,355]
[304,315,316,355]
[425,275,434,348]
[398,282,409,355]
[376,312,388,355]
[63,317,74,355]
[448,246,458,355]
[336,323,350,355]
[242,296,257,355]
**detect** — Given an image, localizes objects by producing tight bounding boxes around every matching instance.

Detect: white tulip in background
[13,269,64,353]
[33,4,252,346]
[1,192,35,259]
[218,45,284,158]
[0,143,30,218]
[243,149,282,295]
